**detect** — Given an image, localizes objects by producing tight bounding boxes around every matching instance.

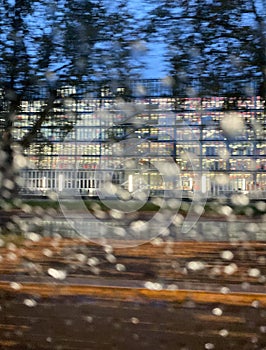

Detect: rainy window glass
[0,1,265,349]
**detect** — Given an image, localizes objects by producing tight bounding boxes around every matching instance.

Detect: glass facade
[16,80,265,198]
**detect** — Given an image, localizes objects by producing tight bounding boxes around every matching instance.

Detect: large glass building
[15,79,265,199]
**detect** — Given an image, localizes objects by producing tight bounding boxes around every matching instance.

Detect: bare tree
[145,0,266,97]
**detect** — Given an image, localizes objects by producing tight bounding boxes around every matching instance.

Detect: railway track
[0,238,265,349]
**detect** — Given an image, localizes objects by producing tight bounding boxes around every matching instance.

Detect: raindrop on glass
[23,299,37,307]
[212,308,223,316]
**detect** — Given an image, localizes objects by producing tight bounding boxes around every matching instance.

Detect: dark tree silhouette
[0,0,145,200]
[145,0,266,98]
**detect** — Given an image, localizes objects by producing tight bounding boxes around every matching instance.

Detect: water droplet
[210,267,221,276]
[260,326,266,333]
[130,220,148,232]
[172,214,184,226]
[219,329,229,337]
[257,256,266,265]
[87,257,100,266]
[167,198,181,209]
[24,299,37,307]
[212,307,223,316]
[94,209,106,220]
[258,275,266,283]
[47,191,58,201]
[151,238,163,246]
[48,268,67,280]
[220,287,230,294]
[110,209,124,220]
[90,266,100,275]
[14,154,27,169]
[10,282,22,290]
[84,315,93,323]
[76,254,86,263]
[186,261,206,271]
[144,281,162,290]
[21,204,32,213]
[205,342,215,349]
[42,248,53,257]
[133,333,139,340]
[114,227,126,237]
[104,245,113,254]
[251,300,260,308]
[220,113,245,138]
[241,282,250,290]
[3,179,15,190]
[131,317,140,324]
[255,201,266,212]
[248,268,261,278]
[245,223,259,233]
[144,281,153,290]
[116,264,126,272]
[251,336,258,344]
[215,174,229,186]
[231,193,249,206]
[220,250,234,261]
[25,232,41,242]
[7,243,16,251]
[7,252,17,261]
[193,205,205,215]
[167,284,178,290]
[106,254,117,263]
[220,205,233,216]
[224,263,238,275]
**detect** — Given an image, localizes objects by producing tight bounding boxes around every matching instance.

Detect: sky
[139,41,168,79]
[4,0,266,82]
[127,1,165,78]
[104,0,169,79]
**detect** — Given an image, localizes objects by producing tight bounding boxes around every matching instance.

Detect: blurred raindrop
[248,268,261,278]
[186,261,206,272]
[220,250,234,261]
[23,299,37,307]
[131,317,140,324]
[212,307,223,316]
[219,329,229,337]
[84,315,93,323]
[224,263,238,275]
[220,113,245,138]
[220,287,231,294]
[251,300,260,308]
[116,263,126,272]
[47,268,67,280]
[9,282,22,290]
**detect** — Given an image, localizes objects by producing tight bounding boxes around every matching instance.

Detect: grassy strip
[19,199,265,217]
[1,197,264,218]
[21,199,161,212]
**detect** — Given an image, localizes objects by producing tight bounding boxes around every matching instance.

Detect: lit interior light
[58,174,64,192]
[128,174,133,193]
